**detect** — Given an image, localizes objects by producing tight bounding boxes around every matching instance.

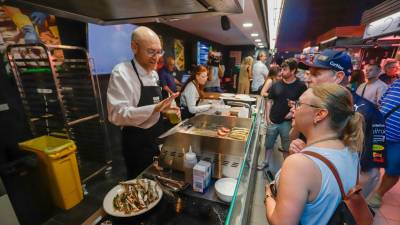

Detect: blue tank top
[275,147,359,225]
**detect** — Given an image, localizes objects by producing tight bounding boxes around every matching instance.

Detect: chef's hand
[154,92,180,112]
[289,138,306,154]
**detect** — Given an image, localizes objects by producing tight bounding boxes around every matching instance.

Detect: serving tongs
[142,173,188,193]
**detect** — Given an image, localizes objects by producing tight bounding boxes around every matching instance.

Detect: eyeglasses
[145,48,165,57]
[294,100,321,109]
[134,42,165,57]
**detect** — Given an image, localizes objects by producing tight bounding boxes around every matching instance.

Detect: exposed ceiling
[163,0,267,46]
[276,0,387,52]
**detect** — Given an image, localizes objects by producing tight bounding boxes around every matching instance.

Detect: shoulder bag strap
[384,104,400,120]
[302,151,346,199]
[360,83,367,98]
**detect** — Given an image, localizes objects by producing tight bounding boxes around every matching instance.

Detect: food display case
[84,96,266,225]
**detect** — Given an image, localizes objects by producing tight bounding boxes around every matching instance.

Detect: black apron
[121,60,166,179]
[180,81,200,120]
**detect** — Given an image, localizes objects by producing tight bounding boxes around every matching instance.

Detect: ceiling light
[255,39,261,42]
[251,33,259,37]
[257,43,263,45]
[243,23,253,28]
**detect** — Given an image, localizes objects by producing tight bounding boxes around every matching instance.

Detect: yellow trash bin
[18,135,83,210]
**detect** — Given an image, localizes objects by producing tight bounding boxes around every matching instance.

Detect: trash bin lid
[18,135,75,155]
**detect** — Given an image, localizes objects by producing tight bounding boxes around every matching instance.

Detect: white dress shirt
[180,82,210,114]
[107,58,160,128]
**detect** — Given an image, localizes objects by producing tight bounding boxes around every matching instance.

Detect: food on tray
[113,179,160,214]
[228,127,250,140]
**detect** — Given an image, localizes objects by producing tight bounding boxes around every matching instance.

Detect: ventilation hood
[3,0,244,25]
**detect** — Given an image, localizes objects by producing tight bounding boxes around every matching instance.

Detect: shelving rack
[6,43,111,181]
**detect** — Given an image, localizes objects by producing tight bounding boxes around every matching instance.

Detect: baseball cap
[299,49,353,76]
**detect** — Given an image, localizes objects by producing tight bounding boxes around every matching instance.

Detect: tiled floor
[249,149,400,225]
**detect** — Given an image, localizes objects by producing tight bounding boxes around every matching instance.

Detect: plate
[103,179,163,217]
[220,93,235,98]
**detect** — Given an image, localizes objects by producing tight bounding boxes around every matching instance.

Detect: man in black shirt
[258,58,307,170]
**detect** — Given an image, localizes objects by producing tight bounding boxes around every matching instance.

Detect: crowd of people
[106,26,400,225]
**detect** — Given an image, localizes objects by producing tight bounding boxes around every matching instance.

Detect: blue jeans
[204,87,223,93]
[265,120,292,151]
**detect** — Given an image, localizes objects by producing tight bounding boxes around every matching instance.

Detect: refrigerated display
[197,41,210,65]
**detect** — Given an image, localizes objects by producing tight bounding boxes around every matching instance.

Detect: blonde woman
[237,56,253,94]
[265,83,364,225]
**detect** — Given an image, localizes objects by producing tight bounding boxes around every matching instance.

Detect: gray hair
[384,61,398,71]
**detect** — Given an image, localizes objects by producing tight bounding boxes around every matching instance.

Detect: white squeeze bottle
[183,146,197,185]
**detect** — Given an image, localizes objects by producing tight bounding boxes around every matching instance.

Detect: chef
[107,26,179,179]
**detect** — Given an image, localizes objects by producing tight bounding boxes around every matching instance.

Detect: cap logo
[318,55,328,61]
[329,61,344,70]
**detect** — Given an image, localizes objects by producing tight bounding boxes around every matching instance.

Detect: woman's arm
[265,154,320,225]
[260,79,272,97]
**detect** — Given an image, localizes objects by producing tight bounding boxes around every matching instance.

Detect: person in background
[356,64,387,107]
[290,49,387,199]
[265,83,363,225]
[251,51,269,94]
[158,56,182,99]
[260,66,281,97]
[204,51,224,93]
[379,59,399,85]
[237,56,253,94]
[259,58,307,170]
[107,26,180,179]
[180,65,212,119]
[349,69,365,92]
[368,78,400,208]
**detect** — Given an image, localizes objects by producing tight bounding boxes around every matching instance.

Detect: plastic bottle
[183,146,197,185]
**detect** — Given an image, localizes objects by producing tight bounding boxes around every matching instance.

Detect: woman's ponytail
[342,112,365,152]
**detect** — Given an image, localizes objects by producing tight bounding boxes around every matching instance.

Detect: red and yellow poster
[0,5,63,74]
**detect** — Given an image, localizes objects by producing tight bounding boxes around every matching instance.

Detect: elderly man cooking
[107,26,180,179]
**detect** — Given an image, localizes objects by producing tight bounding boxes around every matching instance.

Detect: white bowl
[215,178,237,202]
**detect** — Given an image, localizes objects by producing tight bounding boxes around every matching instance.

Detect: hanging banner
[174,39,185,71]
[363,11,400,39]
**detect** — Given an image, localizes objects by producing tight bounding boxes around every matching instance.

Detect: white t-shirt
[251,61,269,92]
[356,79,388,106]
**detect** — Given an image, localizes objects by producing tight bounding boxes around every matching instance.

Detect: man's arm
[217,65,224,79]
[174,78,182,86]
[162,85,174,95]
[207,66,214,81]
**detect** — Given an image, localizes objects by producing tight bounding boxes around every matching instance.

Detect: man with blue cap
[290,49,386,198]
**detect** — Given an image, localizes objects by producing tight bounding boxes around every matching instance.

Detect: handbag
[303,151,373,225]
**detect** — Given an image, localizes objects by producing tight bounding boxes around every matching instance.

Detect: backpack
[303,151,374,225]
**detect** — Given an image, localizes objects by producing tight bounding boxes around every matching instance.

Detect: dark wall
[142,23,228,71]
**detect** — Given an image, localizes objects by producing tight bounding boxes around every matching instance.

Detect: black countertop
[95,193,228,225]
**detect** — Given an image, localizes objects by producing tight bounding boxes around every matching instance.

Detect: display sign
[174,39,185,71]
[363,11,400,39]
